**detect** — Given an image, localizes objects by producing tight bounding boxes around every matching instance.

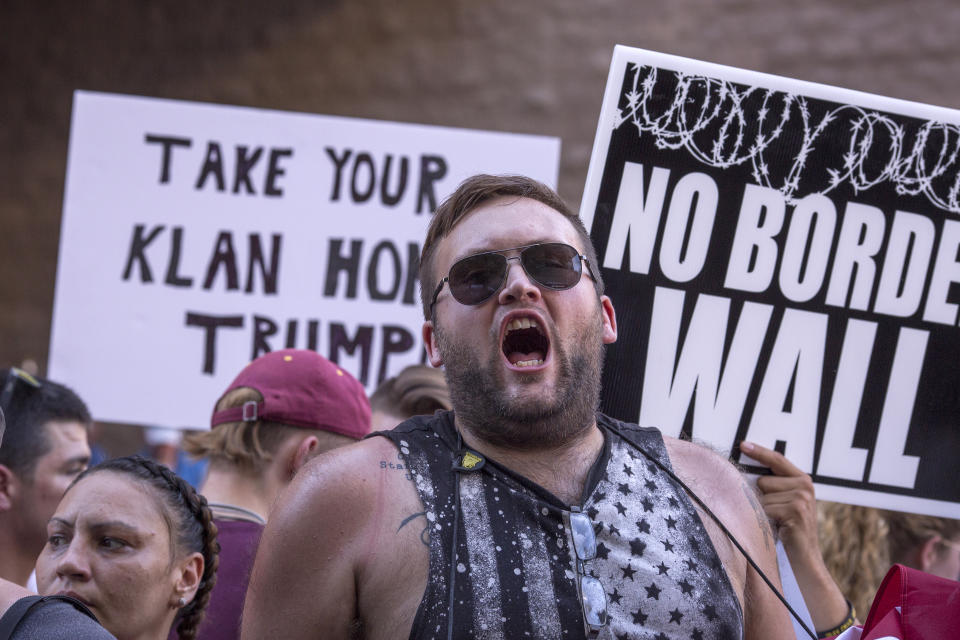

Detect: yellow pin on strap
[462,452,483,469]
[453,449,486,472]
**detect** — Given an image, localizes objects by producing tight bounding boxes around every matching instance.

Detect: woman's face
[35,471,193,640]
[929,537,960,581]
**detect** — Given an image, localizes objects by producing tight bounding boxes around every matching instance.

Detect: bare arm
[741,441,852,632]
[241,437,428,640]
[241,442,374,640]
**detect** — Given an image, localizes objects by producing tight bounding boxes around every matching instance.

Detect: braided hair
[70,455,220,640]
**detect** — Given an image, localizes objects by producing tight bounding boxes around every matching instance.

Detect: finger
[740,441,804,477]
[762,503,819,545]
[760,495,818,531]
[756,474,813,495]
[759,490,811,508]
[759,502,793,523]
[761,499,815,526]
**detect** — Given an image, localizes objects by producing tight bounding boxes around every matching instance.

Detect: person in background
[368,364,451,431]
[143,426,181,470]
[178,348,371,640]
[745,440,960,639]
[882,510,960,581]
[35,455,218,640]
[820,505,960,616]
[0,368,92,587]
[0,405,116,639]
[141,426,207,490]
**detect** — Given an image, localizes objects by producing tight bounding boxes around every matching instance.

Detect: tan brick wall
[3,0,960,370]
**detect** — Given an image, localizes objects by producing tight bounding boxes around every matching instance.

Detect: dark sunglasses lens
[523,243,581,289]
[448,253,506,305]
[580,575,608,627]
[570,512,597,561]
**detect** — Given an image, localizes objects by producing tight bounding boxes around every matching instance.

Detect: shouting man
[242,175,789,639]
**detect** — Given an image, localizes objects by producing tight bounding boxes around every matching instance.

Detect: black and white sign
[582,47,960,518]
[49,91,560,429]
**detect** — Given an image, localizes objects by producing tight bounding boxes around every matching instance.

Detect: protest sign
[582,46,960,517]
[49,91,560,430]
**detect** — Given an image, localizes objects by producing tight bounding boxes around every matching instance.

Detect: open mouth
[502,317,550,368]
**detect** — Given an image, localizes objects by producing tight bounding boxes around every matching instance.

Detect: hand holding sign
[740,440,853,632]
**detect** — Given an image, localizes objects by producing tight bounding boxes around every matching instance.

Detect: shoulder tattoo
[397,511,430,546]
[379,454,414,482]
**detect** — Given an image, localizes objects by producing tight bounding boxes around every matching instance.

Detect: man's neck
[199,468,275,522]
[456,419,605,505]
[0,526,36,588]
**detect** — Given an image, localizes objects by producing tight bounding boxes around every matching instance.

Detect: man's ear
[0,464,19,512]
[289,435,319,477]
[172,551,204,608]
[422,321,443,367]
[600,295,618,345]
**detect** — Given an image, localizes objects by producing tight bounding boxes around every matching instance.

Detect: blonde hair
[183,387,304,471]
[819,503,960,617]
[818,502,889,618]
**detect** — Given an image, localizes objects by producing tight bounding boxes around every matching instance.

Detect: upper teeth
[507,318,538,332]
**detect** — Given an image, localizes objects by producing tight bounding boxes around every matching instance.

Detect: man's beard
[435,313,606,450]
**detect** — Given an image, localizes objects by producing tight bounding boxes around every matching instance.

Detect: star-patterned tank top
[373,410,744,640]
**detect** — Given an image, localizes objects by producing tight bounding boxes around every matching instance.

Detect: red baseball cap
[210,349,371,440]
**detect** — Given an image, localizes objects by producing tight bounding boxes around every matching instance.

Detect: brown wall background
[3,0,960,376]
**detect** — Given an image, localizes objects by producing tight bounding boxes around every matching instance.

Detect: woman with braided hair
[33,455,219,640]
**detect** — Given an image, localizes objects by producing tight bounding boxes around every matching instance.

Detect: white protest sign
[582,46,960,518]
[49,91,560,429]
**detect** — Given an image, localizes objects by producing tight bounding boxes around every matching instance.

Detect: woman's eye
[100,537,127,551]
[47,534,67,547]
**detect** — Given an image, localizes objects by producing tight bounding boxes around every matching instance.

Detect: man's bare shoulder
[297,435,403,490]
[244,434,429,640]
[659,435,781,614]
[261,434,424,562]
[661,436,744,495]
[660,435,766,538]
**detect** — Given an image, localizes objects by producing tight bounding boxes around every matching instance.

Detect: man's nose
[497,257,541,304]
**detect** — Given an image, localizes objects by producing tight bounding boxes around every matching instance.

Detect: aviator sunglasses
[567,508,609,636]
[430,242,595,310]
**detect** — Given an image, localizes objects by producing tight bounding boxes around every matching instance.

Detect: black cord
[447,436,463,640]
[605,423,818,640]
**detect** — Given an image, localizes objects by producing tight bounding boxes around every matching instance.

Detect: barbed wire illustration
[616,63,960,215]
